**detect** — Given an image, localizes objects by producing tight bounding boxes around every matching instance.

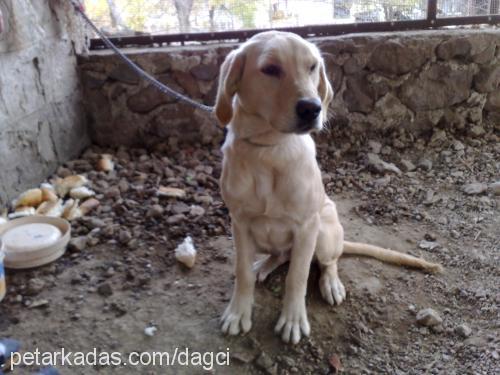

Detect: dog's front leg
[275,214,319,344]
[221,220,256,335]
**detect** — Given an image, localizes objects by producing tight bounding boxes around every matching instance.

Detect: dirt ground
[1,126,499,375]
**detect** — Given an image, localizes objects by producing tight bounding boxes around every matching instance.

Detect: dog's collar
[242,138,278,147]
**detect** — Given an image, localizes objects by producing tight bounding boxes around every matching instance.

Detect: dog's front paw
[221,297,253,335]
[319,270,346,306]
[274,301,310,344]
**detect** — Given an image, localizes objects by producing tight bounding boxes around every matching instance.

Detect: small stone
[189,205,205,216]
[455,324,472,338]
[157,186,186,199]
[69,236,87,252]
[463,182,488,195]
[118,179,129,193]
[366,153,401,175]
[167,214,185,224]
[25,278,45,296]
[97,283,113,297]
[452,140,465,151]
[417,158,433,171]
[255,352,275,373]
[399,159,416,172]
[172,202,190,214]
[118,229,132,244]
[29,299,49,308]
[416,308,442,327]
[418,240,440,251]
[368,140,382,154]
[469,125,485,137]
[147,204,164,218]
[488,181,500,195]
[88,217,106,229]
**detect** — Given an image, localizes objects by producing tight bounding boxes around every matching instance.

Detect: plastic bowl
[0,216,71,269]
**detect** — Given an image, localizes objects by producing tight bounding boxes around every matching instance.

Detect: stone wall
[79,29,500,148]
[0,0,89,205]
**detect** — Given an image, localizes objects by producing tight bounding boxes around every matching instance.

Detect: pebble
[167,214,185,224]
[418,240,440,251]
[366,153,402,175]
[189,205,205,216]
[255,352,276,374]
[488,181,500,195]
[417,158,433,171]
[416,308,442,327]
[147,204,164,218]
[25,278,45,296]
[455,324,472,338]
[97,283,113,297]
[399,159,416,172]
[463,182,488,195]
[118,229,132,244]
[368,140,382,154]
[69,236,88,252]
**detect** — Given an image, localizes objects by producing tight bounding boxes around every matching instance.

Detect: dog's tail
[343,241,443,273]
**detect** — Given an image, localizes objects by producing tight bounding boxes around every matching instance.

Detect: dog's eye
[261,64,282,78]
[310,63,317,72]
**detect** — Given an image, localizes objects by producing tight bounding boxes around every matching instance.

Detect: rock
[489,181,500,195]
[172,202,190,214]
[127,76,180,113]
[399,159,416,172]
[118,179,129,193]
[190,63,218,81]
[401,64,474,111]
[366,153,401,175]
[368,140,382,154]
[157,186,186,199]
[118,229,132,244]
[147,204,164,218]
[436,37,471,60]
[416,308,442,327]
[25,278,45,296]
[452,140,465,151]
[88,217,106,229]
[343,74,374,114]
[469,125,485,138]
[109,63,140,84]
[417,158,433,171]
[429,129,447,147]
[418,240,440,251]
[463,182,488,195]
[455,324,472,338]
[97,283,113,297]
[167,214,185,224]
[189,205,205,217]
[255,352,275,374]
[474,65,500,93]
[369,40,429,76]
[69,236,88,252]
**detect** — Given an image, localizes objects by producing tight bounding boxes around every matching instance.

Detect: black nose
[296,98,322,122]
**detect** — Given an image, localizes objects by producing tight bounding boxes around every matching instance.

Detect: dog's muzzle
[295,98,322,134]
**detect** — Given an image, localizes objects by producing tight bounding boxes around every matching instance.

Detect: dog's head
[215,31,333,134]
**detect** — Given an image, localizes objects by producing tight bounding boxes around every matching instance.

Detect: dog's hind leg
[315,202,346,306]
[253,253,290,282]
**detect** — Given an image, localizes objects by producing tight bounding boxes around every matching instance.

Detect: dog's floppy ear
[318,59,333,124]
[215,49,246,126]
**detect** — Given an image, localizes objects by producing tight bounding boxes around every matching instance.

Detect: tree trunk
[174,0,194,33]
[106,0,126,29]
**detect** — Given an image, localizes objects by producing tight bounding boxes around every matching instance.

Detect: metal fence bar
[89,0,500,50]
